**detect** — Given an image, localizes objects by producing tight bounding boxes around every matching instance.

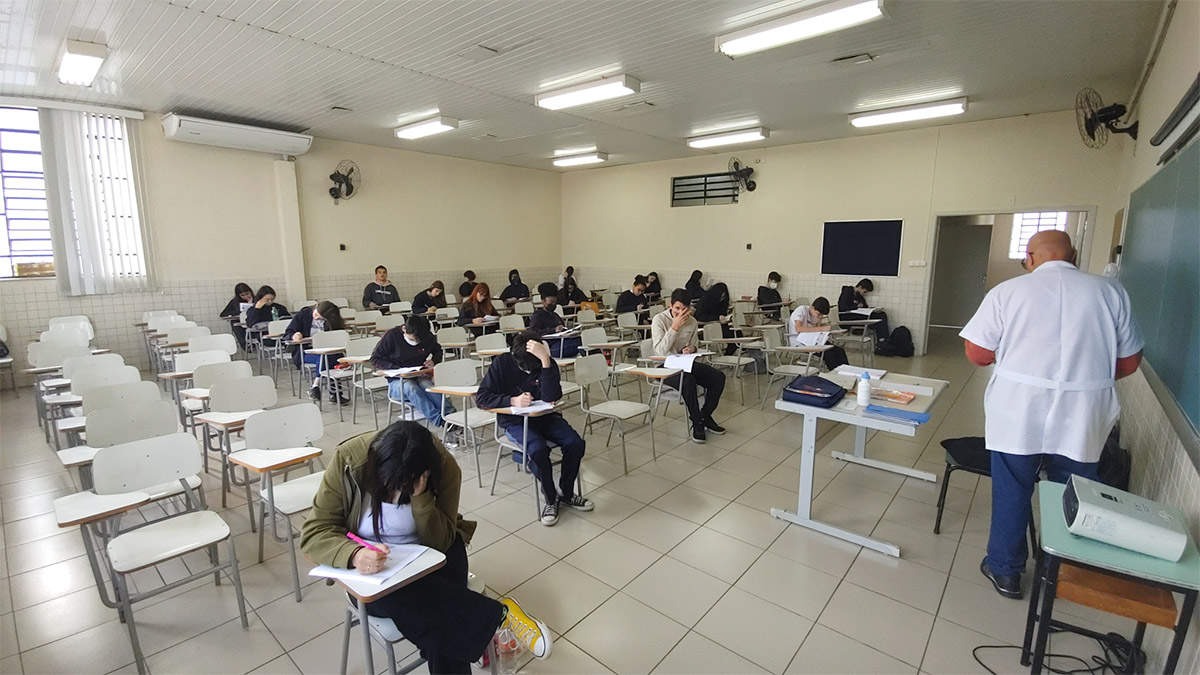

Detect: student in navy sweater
[372,315,457,436]
[757,272,784,320]
[615,276,649,314]
[245,285,291,330]
[285,301,347,404]
[413,281,447,315]
[220,283,254,350]
[556,277,587,316]
[476,331,592,526]
[530,282,581,358]
[499,269,530,306]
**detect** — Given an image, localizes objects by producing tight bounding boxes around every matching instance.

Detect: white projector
[1062,475,1188,562]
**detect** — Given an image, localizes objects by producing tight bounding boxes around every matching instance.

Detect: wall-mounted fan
[329,160,360,203]
[729,157,757,192]
[1076,88,1138,149]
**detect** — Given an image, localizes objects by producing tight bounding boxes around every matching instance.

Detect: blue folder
[864,404,931,425]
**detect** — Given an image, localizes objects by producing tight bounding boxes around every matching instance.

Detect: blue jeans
[986,452,1099,576]
[503,414,585,503]
[388,377,454,427]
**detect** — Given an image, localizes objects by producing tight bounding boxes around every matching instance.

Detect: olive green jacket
[299,430,477,569]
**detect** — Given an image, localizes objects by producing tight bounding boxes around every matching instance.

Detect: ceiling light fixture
[394,116,459,139]
[58,39,107,86]
[536,74,640,110]
[553,151,608,167]
[716,0,884,58]
[554,145,598,157]
[687,127,770,149]
[849,97,968,128]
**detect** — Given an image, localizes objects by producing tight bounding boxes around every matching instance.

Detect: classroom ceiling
[0,0,1161,171]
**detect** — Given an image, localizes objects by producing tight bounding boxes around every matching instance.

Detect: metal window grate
[0,106,53,278]
[1008,211,1068,259]
[671,172,740,207]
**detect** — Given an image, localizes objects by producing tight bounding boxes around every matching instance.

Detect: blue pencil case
[864,404,931,425]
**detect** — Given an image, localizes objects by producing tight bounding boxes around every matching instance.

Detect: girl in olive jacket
[300,423,551,673]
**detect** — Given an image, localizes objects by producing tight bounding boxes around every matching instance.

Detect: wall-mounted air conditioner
[161,113,312,156]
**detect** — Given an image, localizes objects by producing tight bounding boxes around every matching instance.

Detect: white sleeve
[1113,284,1144,358]
[959,288,1004,350]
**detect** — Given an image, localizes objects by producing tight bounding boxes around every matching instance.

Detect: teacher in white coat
[960,230,1143,599]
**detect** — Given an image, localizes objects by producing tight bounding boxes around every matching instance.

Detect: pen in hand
[347,531,385,553]
[347,532,390,574]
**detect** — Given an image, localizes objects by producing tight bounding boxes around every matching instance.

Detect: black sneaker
[703,417,726,435]
[540,501,559,526]
[692,426,707,444]
[559,494,594,512]
[979,558,1023,599]
[309,386,321,401]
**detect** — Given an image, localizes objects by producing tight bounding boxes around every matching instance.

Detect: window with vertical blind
[0,106,53,278]
[1008,211,1068,259]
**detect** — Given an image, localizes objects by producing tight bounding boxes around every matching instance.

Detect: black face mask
[544,300,557,310]
[510,275,521,284]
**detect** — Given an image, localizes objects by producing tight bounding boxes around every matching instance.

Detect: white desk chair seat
[107,509,229,572]
[587,399,649,419]
[58,444,98,468]
[40,377,70,389]
[144,474,203,502]
[181,398,205,412]
[443,409,496,430]
[44,392,83,406]
[57,416,87,433]
[553,357,577,368]
[261,471,325,515]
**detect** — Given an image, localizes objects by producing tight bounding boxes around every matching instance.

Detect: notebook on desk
[309,544,426,585]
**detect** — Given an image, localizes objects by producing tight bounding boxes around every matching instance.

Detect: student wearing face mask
[557,277,587,315]
[372,315,459,442]
[500,269,530,306]
[476,331,592,526]
[530,282,581,358]
[285,300,348,404]
[757,272,785,320]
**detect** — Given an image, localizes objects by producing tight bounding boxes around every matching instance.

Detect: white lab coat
[960,261,1143,463]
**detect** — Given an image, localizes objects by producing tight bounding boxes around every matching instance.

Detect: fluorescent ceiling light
[554,145,597,156]
[849,97,967,127]
[58,40,107,86]
[553,152,608,167]
[536,74,640,110]
[716,0,884,57]
[687,127,770,149]
[394,116,458,139]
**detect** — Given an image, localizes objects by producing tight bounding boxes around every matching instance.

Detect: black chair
[936,436,992,534]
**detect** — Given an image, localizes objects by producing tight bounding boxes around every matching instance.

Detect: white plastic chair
[499,315,525,333]
[353,310,383,335]
[188,333,238,357]
[50,316,95,340]
[40,326,91,348]
[91,433,249,674]
[61,400,183,490]
[436,359,495,486]
[49,365,141,451]
[293,300,316,312]
[141,309,177,322]
[303,330,350,415]
[513,301,534,317]
[374,314,404,334]
[328,336,381,425]
[56,381,164,473]
[434,306,460,330]
[230,403,325,601]
[388,301,413,318]
[180,360,255,433]
[759,328,822,410]
[158,326,212,367]
[207,376,279,509]
[444,293,457,304]
[702,323,758,405]
[576,353,653,474]
[436,325,472,360]
[330,297,350,308]
[259,318,295,386]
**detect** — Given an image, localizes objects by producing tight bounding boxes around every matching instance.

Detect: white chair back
[188,334,238,355]
[437,326,469,346]
[499,315,524,332]
[639,338,655,359]
[389,301,412,315]
[514,302,534,316]
[70,365,140,396]
[445,293,457,304]
[340,308,358,321]
[141,309,178,322]
[581,327,609,348]
[435,307,460,321]
[192,361,253,389]
[62,353,125,379]
[329,297,350,308]
[40,326,90,347]
[574,354,609,388]
[434,359,481,386]
[209,376,278,413]
[617,313,638,329]
[702,324,724,342]
[243,403,324,450]
[555,306,566,319]
[345,336,380,358]
[375,315,404,332]
[267,319,292,336]
[355,310,382,326]
[28,342,91,368]
[293,300,316,312]
[148,315,187,331]
[166,326,211,344]
[82,381,162,414]
[174,350,231,374]
[92,433,201,495]
[312,330,350,351]
[475,332,507,352]
[86,400,179,448]
[50,317,94,340]
[577,308,598,324]
[601,292,617,308]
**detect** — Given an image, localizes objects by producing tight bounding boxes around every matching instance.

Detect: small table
[772,372,947,557]
[428,384,489,485]
[195,409,264,509]
[378,368,435,423]
[1023,482,1199,674]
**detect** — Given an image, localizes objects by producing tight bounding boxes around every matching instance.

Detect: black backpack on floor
[875,326,914,357]
[823,345,849,370]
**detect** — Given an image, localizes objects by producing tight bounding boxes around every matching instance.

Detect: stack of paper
[512,400,555,414]
[850,307,879,316]
[308,544,426,585]
[793,332,830,347]
[379,366,424,377]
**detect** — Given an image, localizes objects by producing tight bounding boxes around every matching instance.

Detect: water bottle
[495,627,520,675]
[857,372,872,407]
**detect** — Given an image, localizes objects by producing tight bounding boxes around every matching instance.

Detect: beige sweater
[650,309,698,356]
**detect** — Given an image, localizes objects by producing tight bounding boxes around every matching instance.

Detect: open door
[929,216,994,328]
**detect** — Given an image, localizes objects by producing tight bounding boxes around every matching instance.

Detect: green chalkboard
[1120,139,1199,437]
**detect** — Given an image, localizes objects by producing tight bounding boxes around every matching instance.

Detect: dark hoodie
[476,353,563,429]
[500,271,530,304]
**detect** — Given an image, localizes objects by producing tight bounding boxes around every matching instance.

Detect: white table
[771,372,948,557]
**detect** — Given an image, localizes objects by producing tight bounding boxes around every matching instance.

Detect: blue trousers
[986,451,1099,576]
[388,377,454,427]
[503,414,585,503]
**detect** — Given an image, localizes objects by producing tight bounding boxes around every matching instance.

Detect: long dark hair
[362,422,444,536]
[234,282,252,299]
[254,285,276,302]
[463,282,495,316]
[315,300,344,331]
[697,282,730,315]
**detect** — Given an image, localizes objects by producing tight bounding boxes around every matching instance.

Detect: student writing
[285,300,348,404]
[219,282,254,349]
[413,280,447,315]
[499,269,530,306]
[372,315,459,444]
[615,275,649,314]
[530,282,581,358]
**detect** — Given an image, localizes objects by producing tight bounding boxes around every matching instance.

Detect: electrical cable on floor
[971,628,1147,674]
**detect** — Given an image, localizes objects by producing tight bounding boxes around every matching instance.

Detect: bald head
[1026,230,1076,270]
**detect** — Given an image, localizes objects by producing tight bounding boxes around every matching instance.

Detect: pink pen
[346,532,385,554]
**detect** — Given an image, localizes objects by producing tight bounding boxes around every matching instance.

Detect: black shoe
[692,426,707,444]
[309,386,321,401]
[703,417,726,435]
[980,558,1023,599]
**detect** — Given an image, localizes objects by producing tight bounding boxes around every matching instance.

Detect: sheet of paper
[545,327,580,338]
[308,544,427,585]
[379,366,423,377]
[511,400,554,414]
[793,331,829,347]
[484,315,499,321]
[664,353,701,373]
[834,398,859,412]
[850,307,878,316]
[836,365,887,379]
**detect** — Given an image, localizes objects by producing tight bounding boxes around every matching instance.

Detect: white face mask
[404,334,419,346]
[768,282,778,290]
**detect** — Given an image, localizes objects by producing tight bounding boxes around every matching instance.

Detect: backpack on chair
[875,326,914,357]
[823,345,849,370]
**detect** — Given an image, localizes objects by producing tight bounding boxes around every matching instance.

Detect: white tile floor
[0,328,1135,674]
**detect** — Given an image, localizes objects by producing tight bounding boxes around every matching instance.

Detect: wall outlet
[746,243,752,250]
[339,244,346,251]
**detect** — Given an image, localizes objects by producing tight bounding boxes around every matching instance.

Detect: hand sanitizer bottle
[857,372,872,407]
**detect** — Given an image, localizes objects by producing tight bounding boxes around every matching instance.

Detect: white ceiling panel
[0,0,1161,170]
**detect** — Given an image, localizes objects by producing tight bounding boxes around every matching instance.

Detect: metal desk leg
[1165,589,1197,673]
[359,600,374,675]
[830,422,937,482]
[1030,556,1061,674]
